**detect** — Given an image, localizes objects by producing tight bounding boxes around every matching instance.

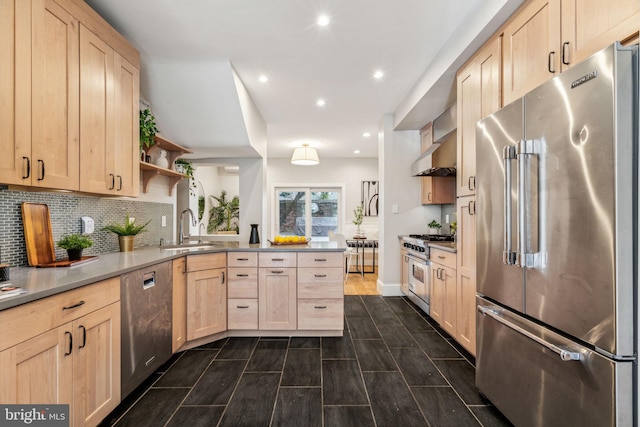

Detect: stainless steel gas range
[401,234,454,315]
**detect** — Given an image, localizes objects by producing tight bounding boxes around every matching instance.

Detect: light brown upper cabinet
[0,0,80,190]
[420,123,456,205]
[503,0,639,105]
[456,36,501,197]
[80,25,139,196]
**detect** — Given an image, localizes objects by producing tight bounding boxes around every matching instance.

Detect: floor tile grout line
[267,336,289,427]
[161,348,220,427]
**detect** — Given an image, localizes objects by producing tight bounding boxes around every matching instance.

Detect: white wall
[266,157,378,240]
[377,115,442,296]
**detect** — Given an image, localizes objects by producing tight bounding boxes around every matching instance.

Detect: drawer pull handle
[65,331,72,356]
[272,258,284,261]
[78,325,86,349]
[314,305,327,309]
[236,274,250,277]
[315,274,327,278]
[271,270,284,274]
[237,305,250,309]
[314,258,327,262]
[237,258,249,261]
[63,300,86,310]
[437,255,445,259]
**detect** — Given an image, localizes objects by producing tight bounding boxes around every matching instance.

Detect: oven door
[407,255,430,314]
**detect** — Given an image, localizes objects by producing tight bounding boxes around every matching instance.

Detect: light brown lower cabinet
[258,267,297,330]
[0,278,121,427]
[172,257,187,352]
[186,253,227,340]
[430,249,458,338]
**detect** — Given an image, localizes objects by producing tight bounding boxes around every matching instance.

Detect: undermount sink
[161,241,227,250]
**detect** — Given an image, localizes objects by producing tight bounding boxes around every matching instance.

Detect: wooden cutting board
[21,202,56,266]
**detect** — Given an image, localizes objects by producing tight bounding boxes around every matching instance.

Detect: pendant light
[291,143,319,165]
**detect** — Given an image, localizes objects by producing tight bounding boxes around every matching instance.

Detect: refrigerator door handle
[478,305,581,361]
[516,139,539,268]
[503,145,517,265]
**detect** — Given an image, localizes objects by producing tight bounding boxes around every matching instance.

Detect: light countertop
[0,241,346,311]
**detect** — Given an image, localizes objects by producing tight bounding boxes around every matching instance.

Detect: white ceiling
[85,0,516,160]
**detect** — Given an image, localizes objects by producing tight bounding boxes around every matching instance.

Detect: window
[275,186,343,241]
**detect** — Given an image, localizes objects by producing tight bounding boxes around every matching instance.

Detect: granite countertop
[0,241,346,311]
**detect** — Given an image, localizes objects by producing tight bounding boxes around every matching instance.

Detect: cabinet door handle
[237,258,249,261]
[470,176,475,191]
[428,192,432,202]
[64,331,72,356]
[315,274,327,278]
[37,160,45,181]
[272,258,284,261]
[548,51,556,73]
[561,42,570,65]
[469,200,476,215]
[271,270,284,274]
[63,300,86,310]
[78,325,86,349]
[236,274,249,277]
[314,258,327,262]
[314,305,327,309]
[109,174,115,190]
[117,175,123,191]
[237,305,250,309]
[22,157,30,179]
[221,272,225,284]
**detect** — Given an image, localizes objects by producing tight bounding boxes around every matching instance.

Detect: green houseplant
[175,158,196,196]
[102,214,151,252]
[139,108,159,151]
[57,234,93,261]
[208,190,239,234]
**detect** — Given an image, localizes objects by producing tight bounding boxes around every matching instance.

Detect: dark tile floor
[99,296,512,427]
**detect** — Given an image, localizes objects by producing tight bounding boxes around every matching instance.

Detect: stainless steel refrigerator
[475,42,638,426]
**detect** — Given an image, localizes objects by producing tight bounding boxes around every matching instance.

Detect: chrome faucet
[178,208,197,244]
[198,223,205,243]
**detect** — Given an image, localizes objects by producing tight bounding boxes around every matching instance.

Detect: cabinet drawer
[298,299,344,330]
[227,268,258,298]
[227,252,258,267]
[298,268,343,299]
[430,248,456,270]
[187,253,226,272]
[0,278,120,351]
[228,299,258,330]
[259,252,297,268]
[297,252,343,268]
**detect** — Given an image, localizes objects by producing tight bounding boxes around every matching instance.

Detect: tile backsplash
[0,189,173,267]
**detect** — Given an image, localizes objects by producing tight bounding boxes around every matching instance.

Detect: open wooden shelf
[140,135,193,195]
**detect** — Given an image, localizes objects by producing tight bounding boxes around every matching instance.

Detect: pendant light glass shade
[291,144,319,165]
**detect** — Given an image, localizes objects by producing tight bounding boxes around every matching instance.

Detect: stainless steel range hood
[411,103,457,177]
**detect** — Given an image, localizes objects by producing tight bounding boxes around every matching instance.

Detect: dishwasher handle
[143,271,156,289]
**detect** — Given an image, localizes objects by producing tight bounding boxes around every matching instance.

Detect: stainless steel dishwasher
[121,260,172,398]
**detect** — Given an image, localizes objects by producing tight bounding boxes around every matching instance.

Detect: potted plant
[208,190,239,234]
[139,108,159,157]
[175,158,196,196]
[102,214,151,252]
[353,203,365,238]
[57,234,93,261]
[428,220,442,235]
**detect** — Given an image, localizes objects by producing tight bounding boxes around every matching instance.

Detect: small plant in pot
[175,158,196,196]
[102,214,151,252]
[57,234,93,261]
[428,220,442,235]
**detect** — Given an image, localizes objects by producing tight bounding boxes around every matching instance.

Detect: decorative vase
[118,235,135,252]
[155,149,169,169]
[249,224,260,244]
[354,225,365,239]
[67,249,83,261]
[428,228,440,235]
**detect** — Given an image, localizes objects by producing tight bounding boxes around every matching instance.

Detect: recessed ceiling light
[316,99,326,107]
[362,132,371,138]
[373,70,384,80]
[317,14,330,26]
[354,150,361,154]
[258,75,268,83]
